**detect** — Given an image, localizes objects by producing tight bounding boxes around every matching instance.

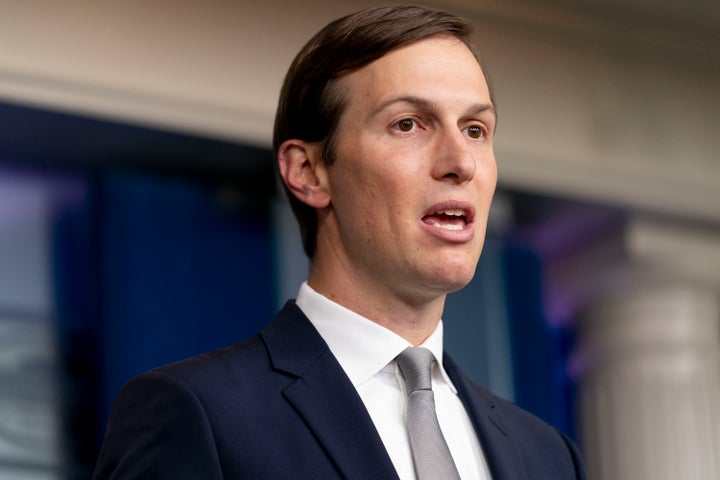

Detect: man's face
[317,35,497,304]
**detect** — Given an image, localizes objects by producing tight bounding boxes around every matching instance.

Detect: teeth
[437,209,465,217]
[438,223,463,231]
[426,218,464,230]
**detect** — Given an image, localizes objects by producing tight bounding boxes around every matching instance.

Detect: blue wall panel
[99,171,274,417]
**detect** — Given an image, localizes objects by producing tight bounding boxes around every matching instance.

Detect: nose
[431,127,477,183]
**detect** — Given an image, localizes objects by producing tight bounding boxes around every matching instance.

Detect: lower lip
[420,219,475,243]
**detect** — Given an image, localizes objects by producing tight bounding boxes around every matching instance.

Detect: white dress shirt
[296,282,492,480]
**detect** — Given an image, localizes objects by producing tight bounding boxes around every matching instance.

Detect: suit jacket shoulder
[93,301,398,480]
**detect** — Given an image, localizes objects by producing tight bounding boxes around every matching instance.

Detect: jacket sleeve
[92,370,224,480]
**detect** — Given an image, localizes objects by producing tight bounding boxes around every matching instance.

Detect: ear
[277,139,331,208]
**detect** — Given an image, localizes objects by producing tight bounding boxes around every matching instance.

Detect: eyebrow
[369,95,497,125]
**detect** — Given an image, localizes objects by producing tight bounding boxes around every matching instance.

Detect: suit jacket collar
[261,301,532,480]
[444,354,530,480]
[260,301,400,480]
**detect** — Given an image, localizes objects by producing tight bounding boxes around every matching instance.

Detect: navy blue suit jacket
[93,301,585,479]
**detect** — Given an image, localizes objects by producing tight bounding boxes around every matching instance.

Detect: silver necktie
[396,347,462,480]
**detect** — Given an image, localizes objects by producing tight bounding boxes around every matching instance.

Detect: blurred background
[0,0,718,479]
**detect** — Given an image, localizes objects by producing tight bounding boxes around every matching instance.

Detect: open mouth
[422,208,470,231]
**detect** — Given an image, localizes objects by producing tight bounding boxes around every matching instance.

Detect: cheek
[330,154,396,205]
[327,167,383,234]
[329,137,421,222]
[476,157,498,199]
[486,152,498,181]
[488,159,498,187]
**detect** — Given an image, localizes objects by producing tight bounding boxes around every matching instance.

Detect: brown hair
[273,5,491,258]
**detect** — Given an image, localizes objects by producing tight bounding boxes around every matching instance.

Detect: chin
[427,261,477,294]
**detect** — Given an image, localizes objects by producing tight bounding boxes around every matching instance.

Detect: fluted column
[551,215,720,480]
[573,286,720,480]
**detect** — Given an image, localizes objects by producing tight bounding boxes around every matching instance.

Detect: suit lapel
[261,302,399,480]
[444,355,530,480]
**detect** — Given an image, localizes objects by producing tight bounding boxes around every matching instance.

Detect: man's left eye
[396,118,415,132]
[466,125,484,139]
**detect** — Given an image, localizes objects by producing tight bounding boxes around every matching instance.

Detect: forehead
[338,35,491,110]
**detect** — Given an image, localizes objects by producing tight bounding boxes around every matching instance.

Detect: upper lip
[422,201,475,224]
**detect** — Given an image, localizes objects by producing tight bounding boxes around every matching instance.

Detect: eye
[466,125,485,139]
[395,118,416,132]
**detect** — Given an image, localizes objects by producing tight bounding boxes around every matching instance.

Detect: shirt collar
[295,282,457,393]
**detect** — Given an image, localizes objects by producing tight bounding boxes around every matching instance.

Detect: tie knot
[396,347,435,393]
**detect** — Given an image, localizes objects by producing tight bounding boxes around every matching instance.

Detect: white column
[574,286,720,480]
[566,217,720,480]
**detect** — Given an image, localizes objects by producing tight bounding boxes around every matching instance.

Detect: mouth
[421,203,475,232]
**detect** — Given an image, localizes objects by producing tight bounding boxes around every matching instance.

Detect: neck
[308,263,446,346]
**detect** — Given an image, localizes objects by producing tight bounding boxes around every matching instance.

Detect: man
[93,5,585,479]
